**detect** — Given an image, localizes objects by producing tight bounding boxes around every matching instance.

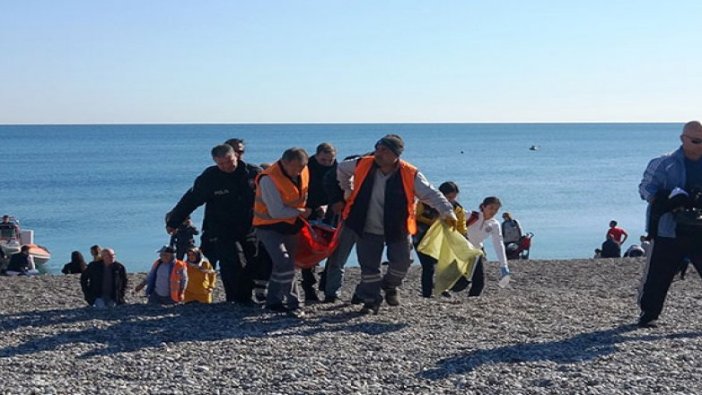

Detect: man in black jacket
[166,144,260,304]
[299,143,337,302]
[80,248,127,307]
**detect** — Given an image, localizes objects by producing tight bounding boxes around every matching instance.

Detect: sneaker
[322,295,338,304]
[384,288,400,306]
[498,267,511,288]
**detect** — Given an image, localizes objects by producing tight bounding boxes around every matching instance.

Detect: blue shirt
[639,147,687,238]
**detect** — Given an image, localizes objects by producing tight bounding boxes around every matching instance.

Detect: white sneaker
[498,267,511,288]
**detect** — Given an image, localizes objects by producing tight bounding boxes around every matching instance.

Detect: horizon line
[0,121,684,127]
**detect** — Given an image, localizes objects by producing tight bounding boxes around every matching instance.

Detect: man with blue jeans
[638,121,702,328]
[337,135,456,314]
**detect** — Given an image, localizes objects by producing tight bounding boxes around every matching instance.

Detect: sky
[1,1,701,124]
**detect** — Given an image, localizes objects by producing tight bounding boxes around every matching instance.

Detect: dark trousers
[417,250,437,297]
[301,268,317,293]
[450,256,485,296]
[201,235,255,303]
[468,257,485,296]
[639,236,702,320]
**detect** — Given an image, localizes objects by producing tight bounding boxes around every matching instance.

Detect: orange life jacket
[342,156,418,235]
[149,259,188,302]
[253,161,310,226]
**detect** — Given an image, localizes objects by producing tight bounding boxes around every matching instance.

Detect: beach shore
[1,258,701,394]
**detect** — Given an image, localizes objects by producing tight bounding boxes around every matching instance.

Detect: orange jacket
[253,161,309,226]
[342,156,418,235]
[147,259,188,303]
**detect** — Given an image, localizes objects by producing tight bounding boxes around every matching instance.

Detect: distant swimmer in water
[529,145,540,151]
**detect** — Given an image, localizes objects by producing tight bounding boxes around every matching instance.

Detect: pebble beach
[1,258,701,395]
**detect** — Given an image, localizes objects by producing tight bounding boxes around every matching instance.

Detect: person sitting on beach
[593,248,602,259]
[624,243,646,258]
[501,212,523,249]
[337,135,456,314]
[80,248,128,308]
[600,235,621,258]
[61,251,87,274]
[88,245,103,265]
[168,216,199,261]
[5,245,38,276]
[606,220,628,246]
[135,246,188,305]
[253,147,312,317]
[414,181,467,298]
[183,247,217,304]
[451,196,511,296]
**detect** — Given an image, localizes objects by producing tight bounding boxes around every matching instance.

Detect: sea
[0,123,678,273]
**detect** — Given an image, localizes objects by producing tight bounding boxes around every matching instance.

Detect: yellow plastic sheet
[417,221,484,294]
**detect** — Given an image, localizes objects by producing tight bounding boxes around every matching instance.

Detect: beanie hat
[375,134,404,157]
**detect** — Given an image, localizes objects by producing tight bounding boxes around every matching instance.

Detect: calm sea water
[0,123,677,273]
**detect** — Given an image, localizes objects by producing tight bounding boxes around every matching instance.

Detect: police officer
[638,121,702,327]
[167,144,259,304]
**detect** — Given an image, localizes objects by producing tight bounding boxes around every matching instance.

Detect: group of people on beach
[594,221,650,259]
[60,134,517,317]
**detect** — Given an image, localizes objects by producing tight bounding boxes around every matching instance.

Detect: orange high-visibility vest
[342,156,418,235]
[253,161,309,226]
[149,259,188,302]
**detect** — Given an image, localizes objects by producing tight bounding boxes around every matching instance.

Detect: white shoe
[498,267,511,288]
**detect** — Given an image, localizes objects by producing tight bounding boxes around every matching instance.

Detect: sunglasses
[684,135,702,145]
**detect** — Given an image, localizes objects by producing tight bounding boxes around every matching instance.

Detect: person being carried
[135,246,188,305]
[337,134,457,314]
[80,248,128,308]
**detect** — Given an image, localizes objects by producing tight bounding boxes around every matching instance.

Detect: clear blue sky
[1,1,700,124]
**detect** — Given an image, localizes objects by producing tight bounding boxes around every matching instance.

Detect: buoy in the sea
[529,145,540,151]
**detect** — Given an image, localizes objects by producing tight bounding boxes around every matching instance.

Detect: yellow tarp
[417,221,484,294]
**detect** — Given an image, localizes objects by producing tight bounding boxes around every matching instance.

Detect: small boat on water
[0,216,51,274]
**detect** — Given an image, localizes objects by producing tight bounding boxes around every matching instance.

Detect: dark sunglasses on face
[684,135,702,145]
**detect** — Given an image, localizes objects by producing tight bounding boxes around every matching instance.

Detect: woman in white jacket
[457,196,511,296]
